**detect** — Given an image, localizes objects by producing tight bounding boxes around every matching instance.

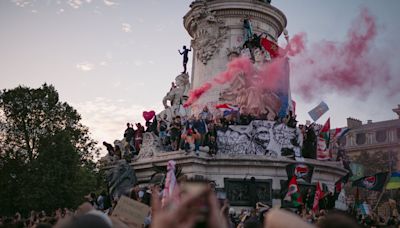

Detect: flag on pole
[260,38,281,58]
[386,171,400,190]
[308,101,329,122]
[275,57,290,118]
[334,173,350,198]
[284,176,303,207]
[317,118,331,160]
[215,104,239,117]
[352,172,389,191]
[312,182,324,212]
[286,163,314,183]
[332,127,350,140]
[161,160,180,207]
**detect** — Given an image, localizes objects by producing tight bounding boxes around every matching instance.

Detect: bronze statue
[178,45,192,73]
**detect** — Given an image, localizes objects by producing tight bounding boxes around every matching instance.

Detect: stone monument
[102,0,348,209]
[183,0,287,110]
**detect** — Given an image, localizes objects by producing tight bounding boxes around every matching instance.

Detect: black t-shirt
[124,127,135,140]
[170,122,182,136]
[159,120,167,131]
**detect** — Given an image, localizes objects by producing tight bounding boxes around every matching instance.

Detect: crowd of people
[101,105,332,162]
[4,179,395,228]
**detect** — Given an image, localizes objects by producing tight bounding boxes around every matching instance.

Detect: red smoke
[184,82,212,107]
[184,57,255,107]
[213,57,255,84]
[291,8,395,100]
[184,8,398,107]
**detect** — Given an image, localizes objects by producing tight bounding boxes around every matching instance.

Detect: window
[376,130,387,143]
[397,128,400,140]
[356,133,366,145]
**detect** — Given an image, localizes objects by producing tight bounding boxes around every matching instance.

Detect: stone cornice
[215,9,285,36]
[345,143,400,152]
[184,0,287,38]
[131,151,347,177]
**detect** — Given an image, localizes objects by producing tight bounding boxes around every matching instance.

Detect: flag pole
[373,172,391,212]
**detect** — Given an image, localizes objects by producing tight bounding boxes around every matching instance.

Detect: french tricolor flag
[215,104,239,116]
[332,127,350,140]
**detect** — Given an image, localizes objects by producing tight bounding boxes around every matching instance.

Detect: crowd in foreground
[1,180,399,228]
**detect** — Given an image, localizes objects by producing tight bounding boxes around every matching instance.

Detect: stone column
[183,0,287,110]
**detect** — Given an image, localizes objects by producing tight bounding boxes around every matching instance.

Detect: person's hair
[317,211,361,228]
[35,223,52,228]
[90,192,96,199]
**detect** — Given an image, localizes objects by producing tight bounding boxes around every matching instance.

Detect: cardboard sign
[112,196,150,227]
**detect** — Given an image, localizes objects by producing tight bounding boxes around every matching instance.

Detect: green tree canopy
[0,84,100,215]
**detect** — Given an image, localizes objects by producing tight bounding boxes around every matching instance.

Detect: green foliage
[352,151,398,176]
[0,84,101,216]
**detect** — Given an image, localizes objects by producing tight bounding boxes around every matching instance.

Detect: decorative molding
[189,3,229,64]
[136,133,161,159]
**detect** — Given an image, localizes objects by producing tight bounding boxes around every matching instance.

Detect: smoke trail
[291,8,396,100]
[184,8,399,107]
[184,82,212,107]
[184,57,254,107]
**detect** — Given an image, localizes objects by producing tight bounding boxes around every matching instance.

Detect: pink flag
[161,160,180,208]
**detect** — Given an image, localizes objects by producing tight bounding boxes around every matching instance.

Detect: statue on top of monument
[178,45,192,74]
[243,19,253,42]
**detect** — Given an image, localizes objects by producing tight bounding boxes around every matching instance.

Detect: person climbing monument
[178,45,191,74]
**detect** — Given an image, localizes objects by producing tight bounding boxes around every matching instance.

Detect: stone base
[130,150,347,207]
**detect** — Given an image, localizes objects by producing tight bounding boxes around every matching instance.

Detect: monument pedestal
[131,147,347,207]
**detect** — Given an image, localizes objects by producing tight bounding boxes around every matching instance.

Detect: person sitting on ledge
[181,127,200,155]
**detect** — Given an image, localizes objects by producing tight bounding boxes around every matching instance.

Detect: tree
[352,150,398,176]
[0,84,101,215]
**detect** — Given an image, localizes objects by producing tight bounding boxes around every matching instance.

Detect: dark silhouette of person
[249,177,258,208]
[178,45,191,74]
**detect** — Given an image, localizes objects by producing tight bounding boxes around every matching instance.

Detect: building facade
[343,105,400,172]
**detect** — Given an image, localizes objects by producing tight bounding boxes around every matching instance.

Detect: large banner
[216,120,301,157]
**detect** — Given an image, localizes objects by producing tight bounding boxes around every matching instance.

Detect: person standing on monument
[178,45,191,74]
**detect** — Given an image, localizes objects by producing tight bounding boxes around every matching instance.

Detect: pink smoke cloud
[184,82,212,107]
[291,8,396,100]
[184,57,256,107]
[184,8,399,108]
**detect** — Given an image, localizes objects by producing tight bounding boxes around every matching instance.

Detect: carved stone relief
[190,3,228,64]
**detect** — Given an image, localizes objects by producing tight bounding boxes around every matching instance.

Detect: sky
[1,0,399,156]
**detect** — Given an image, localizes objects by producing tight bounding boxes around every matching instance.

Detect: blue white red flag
[216,104,239,116]
[308,101,329,122]
[276,58,290,118]
[332,127,350,140]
